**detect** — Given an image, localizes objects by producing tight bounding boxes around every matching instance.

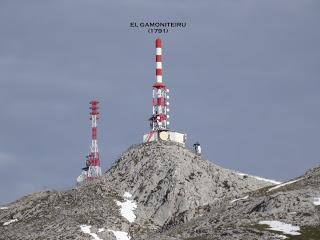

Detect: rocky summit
[104,141,273,228]
[0,141,319,240]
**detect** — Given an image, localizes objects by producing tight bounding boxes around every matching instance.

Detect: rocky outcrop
[0,182,129,240]
[146,166,320,240]
[1,142,317,240]
[104,141,274,228]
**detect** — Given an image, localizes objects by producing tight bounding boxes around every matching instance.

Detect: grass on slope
[251,224,320,240]
[286,226,320,240]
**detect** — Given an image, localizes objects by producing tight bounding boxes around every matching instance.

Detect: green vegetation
[250,223,320,240]
[185,237,211,240]
[286,226,320,240]
[250,223,269,231]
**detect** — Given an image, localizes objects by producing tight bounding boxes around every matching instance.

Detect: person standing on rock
[194,142,201,156]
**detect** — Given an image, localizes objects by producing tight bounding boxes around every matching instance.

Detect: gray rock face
[104,141,273,228]
[148,166,320,240]
[1,142,318,240]
[0,182,129,240]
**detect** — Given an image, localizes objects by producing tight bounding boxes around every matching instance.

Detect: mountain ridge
[1,142,319,240]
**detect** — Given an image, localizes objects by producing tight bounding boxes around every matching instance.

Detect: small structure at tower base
[143,131,186,146]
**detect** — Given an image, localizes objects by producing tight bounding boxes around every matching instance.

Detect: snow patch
[278,235,288,239]
[3,219,18,226]
[0,207,8,210]
[81,225,130,240]
[252,176,281,185]
[313,197,320,206]
[123,192,132,198]
[259,220,300,236]
[115,192,137,223]
[230,195,249,203]
[80,225,103,240]
[108,230,131,240]
[267,178,303,192]
[237,172,281,184]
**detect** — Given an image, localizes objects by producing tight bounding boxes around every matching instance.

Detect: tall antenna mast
[150,38,170,131]
[77,100,102,183]
[143,38,186,145]
[87,100,102,178]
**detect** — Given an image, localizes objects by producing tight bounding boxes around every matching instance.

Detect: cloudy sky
[0,0,319,204]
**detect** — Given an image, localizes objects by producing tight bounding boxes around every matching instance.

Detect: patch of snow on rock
[230,195,249,203]
[123,192,132,198]
[252,176,281,184]
[267,178,303,192]
[108,230,131,240]
[80,225,103,240]
[3,219,18,226]
[278,235,288,239]
[313,197,320,206]
[0,207,8,210]
[259,220,300,236]
[237,172,281,184]
[98,228,105,233]
[115,192,137,223]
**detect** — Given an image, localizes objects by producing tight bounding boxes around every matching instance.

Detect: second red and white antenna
[77,100,102,183]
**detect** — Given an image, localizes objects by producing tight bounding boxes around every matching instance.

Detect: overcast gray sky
[0,0,319,204]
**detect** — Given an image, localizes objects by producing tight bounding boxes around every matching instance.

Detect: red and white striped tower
[87,100,102,179]
[150,38,170,131]
[77,100,102,183]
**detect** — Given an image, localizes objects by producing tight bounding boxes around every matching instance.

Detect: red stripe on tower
[92,127,97,140]
[156,38,161,48]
